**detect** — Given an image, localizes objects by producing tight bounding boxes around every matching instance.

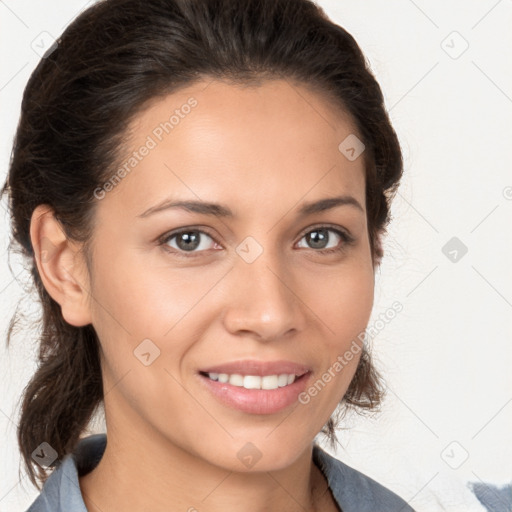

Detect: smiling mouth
[199,371,305,390]
[197,361,312,414]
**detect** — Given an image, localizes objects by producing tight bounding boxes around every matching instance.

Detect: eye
[158,225,354,258]
[159,228,219,255]
[296,226,354,254]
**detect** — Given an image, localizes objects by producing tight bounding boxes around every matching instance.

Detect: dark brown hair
[2,0,402,489]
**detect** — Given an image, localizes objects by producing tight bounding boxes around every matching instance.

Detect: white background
[1,1,511,511]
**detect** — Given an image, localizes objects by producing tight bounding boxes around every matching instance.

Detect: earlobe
[30,205,93,327]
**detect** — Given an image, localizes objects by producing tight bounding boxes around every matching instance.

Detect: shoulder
[469,481,512,512]
[313,444,416,512]
[25,433,107,512]
[25,435,415,512]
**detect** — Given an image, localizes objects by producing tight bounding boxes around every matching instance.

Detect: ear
[30,204,93,327]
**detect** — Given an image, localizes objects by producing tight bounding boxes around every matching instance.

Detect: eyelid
[297,222,354,242]
[157,223,355,256]
[157,225,220,249]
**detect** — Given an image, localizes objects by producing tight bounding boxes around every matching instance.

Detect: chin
[199,429,315,473]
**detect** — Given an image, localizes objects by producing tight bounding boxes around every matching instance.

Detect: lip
[197,360,312,415]
[198,359,311,377]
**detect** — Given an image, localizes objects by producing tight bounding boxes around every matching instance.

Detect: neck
[78,411,333,512]
[79,433,328,512]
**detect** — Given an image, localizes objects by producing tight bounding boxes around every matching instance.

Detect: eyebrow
[137,194,364,219]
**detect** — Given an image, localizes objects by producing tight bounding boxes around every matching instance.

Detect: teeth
[207,372,297,390]
[277,374,288,387]
[261,375,278,390]
[229,374,244,386]
[244,375,262,389]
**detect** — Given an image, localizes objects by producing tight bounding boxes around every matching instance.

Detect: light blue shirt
[26,433,415,511]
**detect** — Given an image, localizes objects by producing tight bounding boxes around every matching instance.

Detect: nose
[221,248,307,342]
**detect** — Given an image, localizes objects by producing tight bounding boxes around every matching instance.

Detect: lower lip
[198,372,311,415]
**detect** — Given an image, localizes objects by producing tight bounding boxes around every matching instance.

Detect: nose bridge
[222,236,305,340]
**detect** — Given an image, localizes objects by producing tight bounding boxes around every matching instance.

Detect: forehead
[100,78,366,217]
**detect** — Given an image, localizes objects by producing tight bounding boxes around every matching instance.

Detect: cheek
[87,246,230,393]
[86,250,200,414]
[295,276,373,428]
[307,260,374,344]
[299,258,374,402]
[89,245,212,336]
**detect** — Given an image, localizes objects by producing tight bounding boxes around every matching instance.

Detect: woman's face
[83,78,375,471]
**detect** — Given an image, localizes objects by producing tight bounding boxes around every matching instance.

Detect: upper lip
[199,360,311,377]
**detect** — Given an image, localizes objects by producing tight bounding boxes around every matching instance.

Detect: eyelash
[157,225,355,259]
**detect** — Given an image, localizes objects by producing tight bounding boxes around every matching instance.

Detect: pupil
[308,229,328,249]
[177,232,200,251]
